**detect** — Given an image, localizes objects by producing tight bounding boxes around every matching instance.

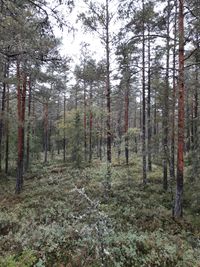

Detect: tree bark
[25,78,32,171]
[0,62,7,173]
[170,0,177,179]
[163,0,170,191]
[44,102,48,163]
[5,76,9,174]
[63,96,66,162]
[147,27,152,172]
[124,80,129,165]
[84,80,87,161]
[89,83,93,163]
[16,61,26,194]
[142,0,147,185]
[174,0,184,218]
[106,0,111,164]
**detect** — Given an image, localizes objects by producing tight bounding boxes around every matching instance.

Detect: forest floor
[0,156,200,267]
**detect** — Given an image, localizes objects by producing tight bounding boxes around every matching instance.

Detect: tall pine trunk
[63,96,66,162]
[124,80,129,165]
[16,61,26,194]
[25,78,31,171]
[89,83,93,163]
[44,102,48,163]
[170,0,178,179]
[106,0,111,164]
[142,0,147,185]
[5,74,9,174]
[0,62,7,173]
[174,0,184,218]
[84,81,87,161]
[163,0,170,190]
[147,27,152,171]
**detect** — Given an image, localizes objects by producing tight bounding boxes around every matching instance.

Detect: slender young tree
[63,95,66,162]
[170,0,178,179]
[5,71,10,174]
[147,26,152,172]
[163,0,171,191]
[44,101,49,164]
[142,0,147,185]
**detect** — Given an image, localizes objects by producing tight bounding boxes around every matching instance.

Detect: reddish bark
[16,61,27,194]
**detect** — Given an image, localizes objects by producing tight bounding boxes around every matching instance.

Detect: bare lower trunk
[84,81,87,161]
[16,63,26,194]
[106,0,111,164]
[124,82,129,165]
[142,0,147,185]
[5,81,9,174]
[163,0,170,191]
[25,78,31,171]
[170,0,177,179]
[63,96,66,162]
[174,0,184,218]
[44,102,48,163]
[147,28,152,171]
[89,84,93,163]
[0,62,7,173]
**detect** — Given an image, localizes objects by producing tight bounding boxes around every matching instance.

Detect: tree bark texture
[174,0,184,218]
[16,60,27,194]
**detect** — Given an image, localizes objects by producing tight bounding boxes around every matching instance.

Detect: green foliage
[106,230,200,267]
[1,157,200,266]
[70,110,84,168]
[0,250,36,267]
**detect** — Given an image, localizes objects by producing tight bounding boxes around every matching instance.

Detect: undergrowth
[0,157,200,267]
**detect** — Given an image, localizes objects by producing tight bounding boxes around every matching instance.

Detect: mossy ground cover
[0,157,200,267]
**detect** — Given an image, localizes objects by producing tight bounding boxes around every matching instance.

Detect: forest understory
[0,155,200,267]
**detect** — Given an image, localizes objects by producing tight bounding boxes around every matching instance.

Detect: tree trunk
[84,81,87,161]
[5,75,9,174]
[57,100,60,155]
[16,61,26,194]
[170,0,177,179]
[99,94,103,161]
[124,81,129,165]
[0,62,7,173]
[174,0,184,218]
[163,0,170,191]
[147,27,152,171]
[142,0,147,185]
[44,102,48,163]
[186,87,190,152]
[89,83,93,163]
[106,0,111,164]
[193,33,199,145]
[25,78,32,171]
[63,96,66,162]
